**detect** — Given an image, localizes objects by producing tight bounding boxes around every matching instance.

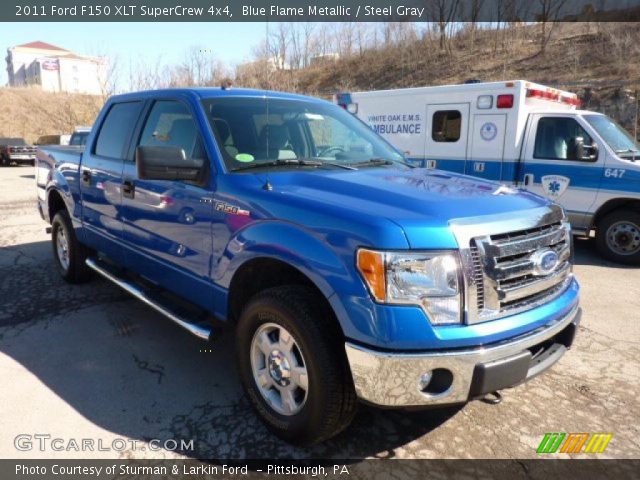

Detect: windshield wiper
[232,158,323,172]
[616,148,640,161]
[349,157,416,168]
[350,158,395,167]
[315,160,358,170]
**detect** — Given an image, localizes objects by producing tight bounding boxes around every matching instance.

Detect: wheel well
[47,190,66,222]
[593,199,640,228]
[228,258,334,324]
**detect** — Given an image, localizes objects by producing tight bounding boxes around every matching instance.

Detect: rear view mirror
[569,137,598,162]
[136,146,205,182]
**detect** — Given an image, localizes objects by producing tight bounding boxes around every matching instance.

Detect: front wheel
[595,209,640,265]
[51,210,93,283]
[236,286,357,445]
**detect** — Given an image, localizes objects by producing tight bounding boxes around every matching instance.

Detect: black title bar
[5,0,640,22]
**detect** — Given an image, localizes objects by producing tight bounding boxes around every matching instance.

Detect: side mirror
[569,137,598,162]
[570,136,585,160]
[136,146,205,182]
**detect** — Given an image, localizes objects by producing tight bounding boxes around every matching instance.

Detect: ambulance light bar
[526,88,580,106]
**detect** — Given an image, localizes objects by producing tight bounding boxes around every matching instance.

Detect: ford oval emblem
[531,249,559,276]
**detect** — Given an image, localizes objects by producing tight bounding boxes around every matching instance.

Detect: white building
[6,41,107,95]
[310,53,340,66]
[236,56,292,78]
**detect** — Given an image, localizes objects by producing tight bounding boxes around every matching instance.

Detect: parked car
[0,137,37,166]
[35,134,71,146]
[37,88,581,444]
[69,126,91,146]
[337,80,640,264]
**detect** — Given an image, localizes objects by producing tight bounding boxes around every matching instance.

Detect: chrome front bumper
[345,305,580,407]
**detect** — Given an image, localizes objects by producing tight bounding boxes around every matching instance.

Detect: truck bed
[36,145,84,208]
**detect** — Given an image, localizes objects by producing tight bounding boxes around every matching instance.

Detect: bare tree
[426,0,460,51]
[537,0,568,53]
[466,0,486,48]
[86,44,119,99]
[168,46,225,86]
[127,55,164,91]
[98,55,118,100]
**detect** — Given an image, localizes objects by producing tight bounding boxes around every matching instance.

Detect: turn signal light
[357,249,386,302]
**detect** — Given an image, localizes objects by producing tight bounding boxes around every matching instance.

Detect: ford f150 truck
[1,137,37,166]
[37,88,581,445]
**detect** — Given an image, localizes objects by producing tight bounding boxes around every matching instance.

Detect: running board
[86,258,212,341]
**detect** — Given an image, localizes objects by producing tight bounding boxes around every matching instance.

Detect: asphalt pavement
[0,165,638,459]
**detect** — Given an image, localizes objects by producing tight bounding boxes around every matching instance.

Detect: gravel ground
[0,165,638,460]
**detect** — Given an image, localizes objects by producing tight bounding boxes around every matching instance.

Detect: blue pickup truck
[36,88,581,444]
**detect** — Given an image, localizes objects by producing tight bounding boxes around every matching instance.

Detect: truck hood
[265,167,553,248]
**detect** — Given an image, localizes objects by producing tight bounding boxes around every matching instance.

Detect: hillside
[293,23,640,94]
[252,23,640,135]
[1,23,639,143]
[0,88,103,143]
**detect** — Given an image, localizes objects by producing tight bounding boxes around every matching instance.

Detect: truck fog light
[419,368,453,395]
[418,372,433,391]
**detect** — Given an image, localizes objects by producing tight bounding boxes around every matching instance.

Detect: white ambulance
[335,80,640,264]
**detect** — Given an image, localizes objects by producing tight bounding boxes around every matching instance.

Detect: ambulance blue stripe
[407,157,640,195]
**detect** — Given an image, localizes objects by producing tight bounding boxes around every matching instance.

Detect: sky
[0,22,268,88]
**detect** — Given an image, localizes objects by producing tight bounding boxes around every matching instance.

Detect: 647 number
[604,168,626,178]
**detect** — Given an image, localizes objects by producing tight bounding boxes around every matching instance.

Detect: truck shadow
[0,239,461,460]
[573,237,636,269]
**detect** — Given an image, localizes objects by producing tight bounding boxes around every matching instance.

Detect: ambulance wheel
[596,209,640,265]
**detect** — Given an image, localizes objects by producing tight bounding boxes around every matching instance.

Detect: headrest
[259,124,289,149]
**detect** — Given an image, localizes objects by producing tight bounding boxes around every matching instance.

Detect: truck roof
[110,87,327,104]
[343,79,575,99]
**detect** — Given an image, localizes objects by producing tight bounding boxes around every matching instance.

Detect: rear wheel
[236,286,357,445]
[596,209,640,265]
[51,210,92,283]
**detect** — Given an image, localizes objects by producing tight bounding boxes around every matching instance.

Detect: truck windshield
[201,97,405,171]
[69,131,89,146]
[584,114,639,156]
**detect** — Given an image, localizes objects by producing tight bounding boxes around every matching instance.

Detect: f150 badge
[541,175,570,198]
[215,201,250,216]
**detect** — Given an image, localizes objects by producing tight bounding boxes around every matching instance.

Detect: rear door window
[432,110,462,142]
[94,102,143,158]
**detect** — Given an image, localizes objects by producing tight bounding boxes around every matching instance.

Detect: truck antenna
[262,96,273,191]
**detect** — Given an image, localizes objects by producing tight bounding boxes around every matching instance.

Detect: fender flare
[216,220,363,300]
[46,170,73,218]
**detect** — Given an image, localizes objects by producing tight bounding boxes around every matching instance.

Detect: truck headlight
[357,249,462,325]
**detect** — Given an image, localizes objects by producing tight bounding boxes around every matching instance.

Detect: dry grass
[0,87,103,143]
[1,23,638,143]
[290,23,640,95]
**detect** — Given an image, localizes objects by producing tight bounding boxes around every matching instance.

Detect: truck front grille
[452,205,573,325]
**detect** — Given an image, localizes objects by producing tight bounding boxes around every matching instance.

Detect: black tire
[236,285,357,445]
[1,155,9,167]
[51,210,92,283]
[595,209,640,265]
